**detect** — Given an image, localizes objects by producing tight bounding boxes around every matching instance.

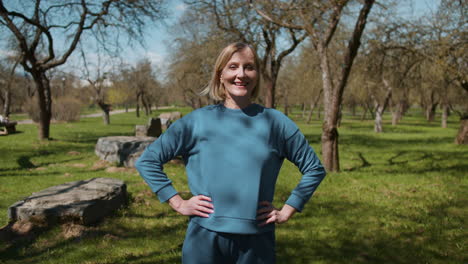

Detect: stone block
[8,178,127,225]
[95,136,155,167]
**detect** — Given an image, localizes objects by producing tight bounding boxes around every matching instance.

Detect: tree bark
[307,89,323,124]
[361,107,368,121]
[391,101,405,126]
[301,103,306,118]
[33,72,52,140]
[455,118,468,144]
[425,104,438,122]
[263,76,275,108]
[136,93,141,118]
[374,79,392,133]
[97,101,111,125]
[283,87,289,116]
[441,103,449,128]
[2,90,11,117]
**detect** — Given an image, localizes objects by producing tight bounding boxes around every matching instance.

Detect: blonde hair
[201,42,261,101]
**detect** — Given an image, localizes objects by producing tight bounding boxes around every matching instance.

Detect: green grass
[0,108,466,264]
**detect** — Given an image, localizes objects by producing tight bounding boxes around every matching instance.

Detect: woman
[135,42,326,263]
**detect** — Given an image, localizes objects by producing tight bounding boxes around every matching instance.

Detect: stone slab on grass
[8,178,127,225]
[95,136,155,167]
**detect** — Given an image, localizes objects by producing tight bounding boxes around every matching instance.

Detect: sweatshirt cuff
[285,193,306,212]
[156,184,178,203]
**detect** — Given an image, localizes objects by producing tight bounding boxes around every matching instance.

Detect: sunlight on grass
[0,108,466,263]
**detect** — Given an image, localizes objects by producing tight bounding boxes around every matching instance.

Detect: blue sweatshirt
[135,104,326,234]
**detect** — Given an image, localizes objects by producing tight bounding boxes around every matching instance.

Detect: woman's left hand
[256,201,297,227]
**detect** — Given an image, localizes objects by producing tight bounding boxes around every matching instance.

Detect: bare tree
[251,0,375,171]
[0,0,166,139]
[187,0,307,108]
[0,54,21,117]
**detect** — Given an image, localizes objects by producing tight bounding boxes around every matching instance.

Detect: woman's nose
[236,67,246,77]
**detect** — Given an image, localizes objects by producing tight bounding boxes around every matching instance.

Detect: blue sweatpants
[182,221,276,264]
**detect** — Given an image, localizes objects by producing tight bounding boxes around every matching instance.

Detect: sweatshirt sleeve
[282,119,326,212]
[135,118,189,203]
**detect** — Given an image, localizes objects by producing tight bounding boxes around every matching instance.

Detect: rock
[135,125,148,137]
[147,118,162,137]
[159,112,182,130]
[160,118,172,130]
[170,111,182,120]
[95,136,155,167]
[8,178,127,225]
[135,118,162,137]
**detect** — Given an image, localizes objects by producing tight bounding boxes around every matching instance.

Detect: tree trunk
[283,88,289,116]
[426,104,438,122]
[142,96,150,116]
[374,109,383,133]
[97,101,111,125]
[321,124,340,172]
[33,72,52,140]
[319,47,340,171]
[306,103,314,124]
[136,93,141,118]
[3,90,11,117]
[301,103,306,118]
[441,103,449,128]
[455,118,468,144]
[361,107,368,121]
[391,102,405,126]
[307,90,322,124]
[263,76,275,108]
[374,78,392,133]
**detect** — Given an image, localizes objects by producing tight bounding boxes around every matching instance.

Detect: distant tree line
[1,0,466,171]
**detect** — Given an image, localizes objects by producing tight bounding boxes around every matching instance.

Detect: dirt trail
[17,106,173,124]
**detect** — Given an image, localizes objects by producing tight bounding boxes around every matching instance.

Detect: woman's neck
[224,97,252,109]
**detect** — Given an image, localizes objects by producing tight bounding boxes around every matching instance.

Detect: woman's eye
[246,65,255,70]
[229,65,237,69]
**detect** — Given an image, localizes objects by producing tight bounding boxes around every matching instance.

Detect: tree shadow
[276,198,464,263]
[0,204,188,264]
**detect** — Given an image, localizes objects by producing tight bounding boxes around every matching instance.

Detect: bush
[23,96,40,122]
[23,96,82,123]
[53,97,82,122]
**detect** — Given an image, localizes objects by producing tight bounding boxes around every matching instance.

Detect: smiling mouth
[234,82,248,87]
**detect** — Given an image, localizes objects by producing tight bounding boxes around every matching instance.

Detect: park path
[17,106,173,124]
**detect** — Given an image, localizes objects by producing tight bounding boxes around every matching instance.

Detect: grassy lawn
[0,107,466,264]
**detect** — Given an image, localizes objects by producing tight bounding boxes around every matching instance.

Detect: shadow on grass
[276,198,464,264]
[0,206,187,264]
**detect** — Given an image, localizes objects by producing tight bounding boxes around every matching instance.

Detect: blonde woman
[136,42,326,263]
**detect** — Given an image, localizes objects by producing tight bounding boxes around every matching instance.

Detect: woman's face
[220,48,258,100]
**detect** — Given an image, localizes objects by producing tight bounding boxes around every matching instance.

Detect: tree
[0,0,166,139]
[0,54,21,117]
[252,0,376,171]
[165,8,234,109]
[187,0,307,108]
[133,59,160,117]
[407,0,467,142]
[79,47,113,124]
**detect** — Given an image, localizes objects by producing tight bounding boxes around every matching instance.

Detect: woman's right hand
[169,194,214,218]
